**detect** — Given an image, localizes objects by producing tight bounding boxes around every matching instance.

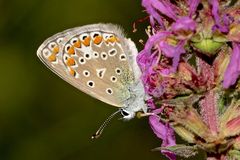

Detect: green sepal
[152,145,198,158]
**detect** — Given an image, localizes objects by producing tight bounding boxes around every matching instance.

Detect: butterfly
[37,24,147,137]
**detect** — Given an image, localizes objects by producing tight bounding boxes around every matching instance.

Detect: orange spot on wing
[82,36,91,46]
[105,36,120,44]
[66,57,76,66]
[93,36,103,45]
[68,46,75,55]
[52,46,59,54]
[69,68,76,77]
[73,40,81,48]
[107,36,117,43]
[48,54,56,62]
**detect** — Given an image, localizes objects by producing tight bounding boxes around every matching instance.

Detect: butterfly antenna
[91,109,121,139]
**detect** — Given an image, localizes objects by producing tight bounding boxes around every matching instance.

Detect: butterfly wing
[37,24,140,107]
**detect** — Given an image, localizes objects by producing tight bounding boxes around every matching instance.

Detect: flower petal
[159,40,186,73]
[188,0,200,16]
[142,0,165,27]
[223,42,240,88]
[145,31,172,55]
[209,0,229,33]
[143,0,178,21]
[171,17,197,36]
[149,112,176,160]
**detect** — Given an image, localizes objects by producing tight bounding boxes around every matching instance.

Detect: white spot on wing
[90,32,101,39]
[96,68,106,78]
[84,52,91,60]
[83,70,90,77]
[93,52,99,58]
[106,88,113,95]
[87,80,95,88]
[79,33,89,41]
[108,48,117,57]
[70,37,78,45]
[65,44,71,52]
[43,49,51,58]
[74,72,79,78]
[79,57,86,64]
[119,54,127,61]
[110,76,117,82]
[115,68,122,75]
[101,52,108,60]
[57,38,63,44]
[102,33,112,40]
[48,42,57,50]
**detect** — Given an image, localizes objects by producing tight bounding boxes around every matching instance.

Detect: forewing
[37,24,138,107]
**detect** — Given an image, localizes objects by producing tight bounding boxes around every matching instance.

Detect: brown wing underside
[37,24,136,107]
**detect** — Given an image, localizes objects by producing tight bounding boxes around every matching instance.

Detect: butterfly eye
[43,49,51,58]
[79,57,86,64]
[119,54,127,61]
[108,49,117,57]
[56,38,63,44]
[115,68,122,75]
[106,88,113,95]
[48,42,57,50]
[87,81,95,88]
[120,109,130,117]
[83,70,90,77]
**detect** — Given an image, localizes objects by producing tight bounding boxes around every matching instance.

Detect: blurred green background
[0,0,204,160]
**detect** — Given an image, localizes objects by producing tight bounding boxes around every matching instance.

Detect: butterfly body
[37,24,147,120]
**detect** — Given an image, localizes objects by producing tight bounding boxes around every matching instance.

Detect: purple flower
[138,50,166,96]
[138,31,186,77]
[137,48,159,72]
[223,42,240,88]
[143,31,171,59]
[137,0,240,159]
[142,0,178,21]
[188,0,201,16]
[159,40,186,74]
[142,0,165,27]
[209,0,230,33]
[138,35,187,97]
[148,102,176,160]
[171,17,197,39]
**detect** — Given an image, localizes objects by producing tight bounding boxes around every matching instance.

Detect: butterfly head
[120,81,147,120]
[120,108,135,120]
